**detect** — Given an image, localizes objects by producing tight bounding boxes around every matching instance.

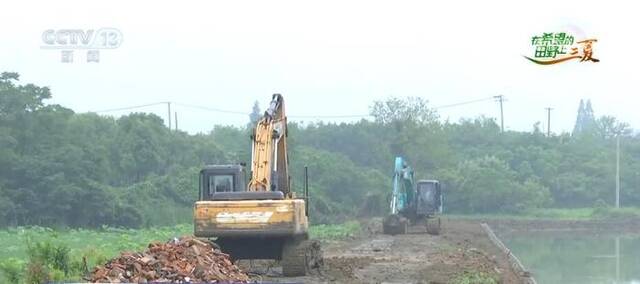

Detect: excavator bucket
[383,214,408,235]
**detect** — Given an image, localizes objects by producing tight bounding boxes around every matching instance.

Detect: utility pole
[545,107,553,136]
[174,112,178,131]
[494,95,504,132]
[616,134,620,208]
[167,102,172,129]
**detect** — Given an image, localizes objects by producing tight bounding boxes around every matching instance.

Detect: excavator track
[281,238,323,276]
[426,217,441,235]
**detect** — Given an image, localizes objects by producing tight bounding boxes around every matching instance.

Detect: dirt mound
[88,236,249,283]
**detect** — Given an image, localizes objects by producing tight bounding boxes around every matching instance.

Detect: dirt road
[243,219,525,283]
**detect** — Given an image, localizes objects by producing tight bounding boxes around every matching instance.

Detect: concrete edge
[481,223,537,284]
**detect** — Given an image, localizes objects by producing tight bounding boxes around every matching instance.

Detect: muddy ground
[240,218,526,284]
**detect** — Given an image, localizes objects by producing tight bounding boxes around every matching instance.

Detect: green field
[0,222,360,283]
[449,207,640,221]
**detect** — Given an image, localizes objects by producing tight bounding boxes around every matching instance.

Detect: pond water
[502,231,640,284]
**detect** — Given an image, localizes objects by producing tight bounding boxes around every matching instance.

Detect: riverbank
[487,218,640,235]
[449,207,640,234]
[450,207,640,221]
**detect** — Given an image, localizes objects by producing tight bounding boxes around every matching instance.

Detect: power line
[90,96,502,120]
[433,96,495,109]
[176,102,371,118]
[289,114,371,118]
[92,102,166,113]
[291,96,498,118]
[172,102,248,115]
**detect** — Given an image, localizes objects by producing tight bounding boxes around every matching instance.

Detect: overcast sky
[1,0,636,133]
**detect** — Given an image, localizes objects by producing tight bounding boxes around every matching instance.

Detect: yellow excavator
[193,94,322,276]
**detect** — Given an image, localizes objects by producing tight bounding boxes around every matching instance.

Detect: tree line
[0,72,636,227]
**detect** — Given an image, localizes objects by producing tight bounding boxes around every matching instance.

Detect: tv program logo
[40,28,123,63]
[524,32,599,65]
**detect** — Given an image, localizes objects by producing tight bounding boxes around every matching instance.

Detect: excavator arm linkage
[248,94,290,195]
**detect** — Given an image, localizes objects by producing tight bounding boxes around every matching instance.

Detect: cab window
[209,175,234,193]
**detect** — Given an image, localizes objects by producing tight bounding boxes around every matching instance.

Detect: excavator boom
[248,94,289,194]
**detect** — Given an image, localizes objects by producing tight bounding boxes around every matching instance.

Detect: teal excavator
[382,157,442,235]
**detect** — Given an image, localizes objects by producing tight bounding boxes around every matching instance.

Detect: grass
[0,224,192,283]
[451,270,498,284]
[309,221,361,240]
[0,221,360,283]
[591,206,640,219]
[448,207,640,221]
[0,225,192,262]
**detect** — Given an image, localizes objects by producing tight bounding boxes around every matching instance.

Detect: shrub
[0,258,24,284]
[452,270,498,284]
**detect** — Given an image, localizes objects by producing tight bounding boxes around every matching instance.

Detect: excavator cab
[198,165,286,201]
[416,179,442,235]
[415,180,442,216]
[199,165,246,198]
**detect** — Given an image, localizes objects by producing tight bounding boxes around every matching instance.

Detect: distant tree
[248,101,261,129]
[573,99,597,135]
[369,97,443,163]
[370,96,438,125]
[596,115,631,139]
[532,121,542,134]
[5,71,640,228]
[443,156,550,213]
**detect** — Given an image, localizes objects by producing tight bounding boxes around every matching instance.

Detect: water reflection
[500,231,640,284]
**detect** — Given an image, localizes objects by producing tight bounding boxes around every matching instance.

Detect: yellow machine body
[194,199,308,238]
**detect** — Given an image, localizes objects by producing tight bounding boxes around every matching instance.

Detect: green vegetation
[451,270,499,284]
[521,208,596,220]
[0,225,191,283]
[309,221,361,240]
[592,207,640,219]
[0,222,359,283]
[449,207,640,221]
[1,71,639,229]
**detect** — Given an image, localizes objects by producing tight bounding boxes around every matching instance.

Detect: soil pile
[88,236,248,283]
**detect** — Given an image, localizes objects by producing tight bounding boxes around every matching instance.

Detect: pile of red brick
[88,236,249,283]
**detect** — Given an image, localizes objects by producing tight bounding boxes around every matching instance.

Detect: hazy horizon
[2,0,635,134]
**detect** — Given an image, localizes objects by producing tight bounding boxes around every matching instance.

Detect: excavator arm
[248,94,290,195]
[390,157,414,214]
[384,156,415,235]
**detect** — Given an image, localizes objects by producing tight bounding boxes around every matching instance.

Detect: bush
[0,258,24,284]
[25,261,48,284]
[24,238,73,282]
[452,270,498,284]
